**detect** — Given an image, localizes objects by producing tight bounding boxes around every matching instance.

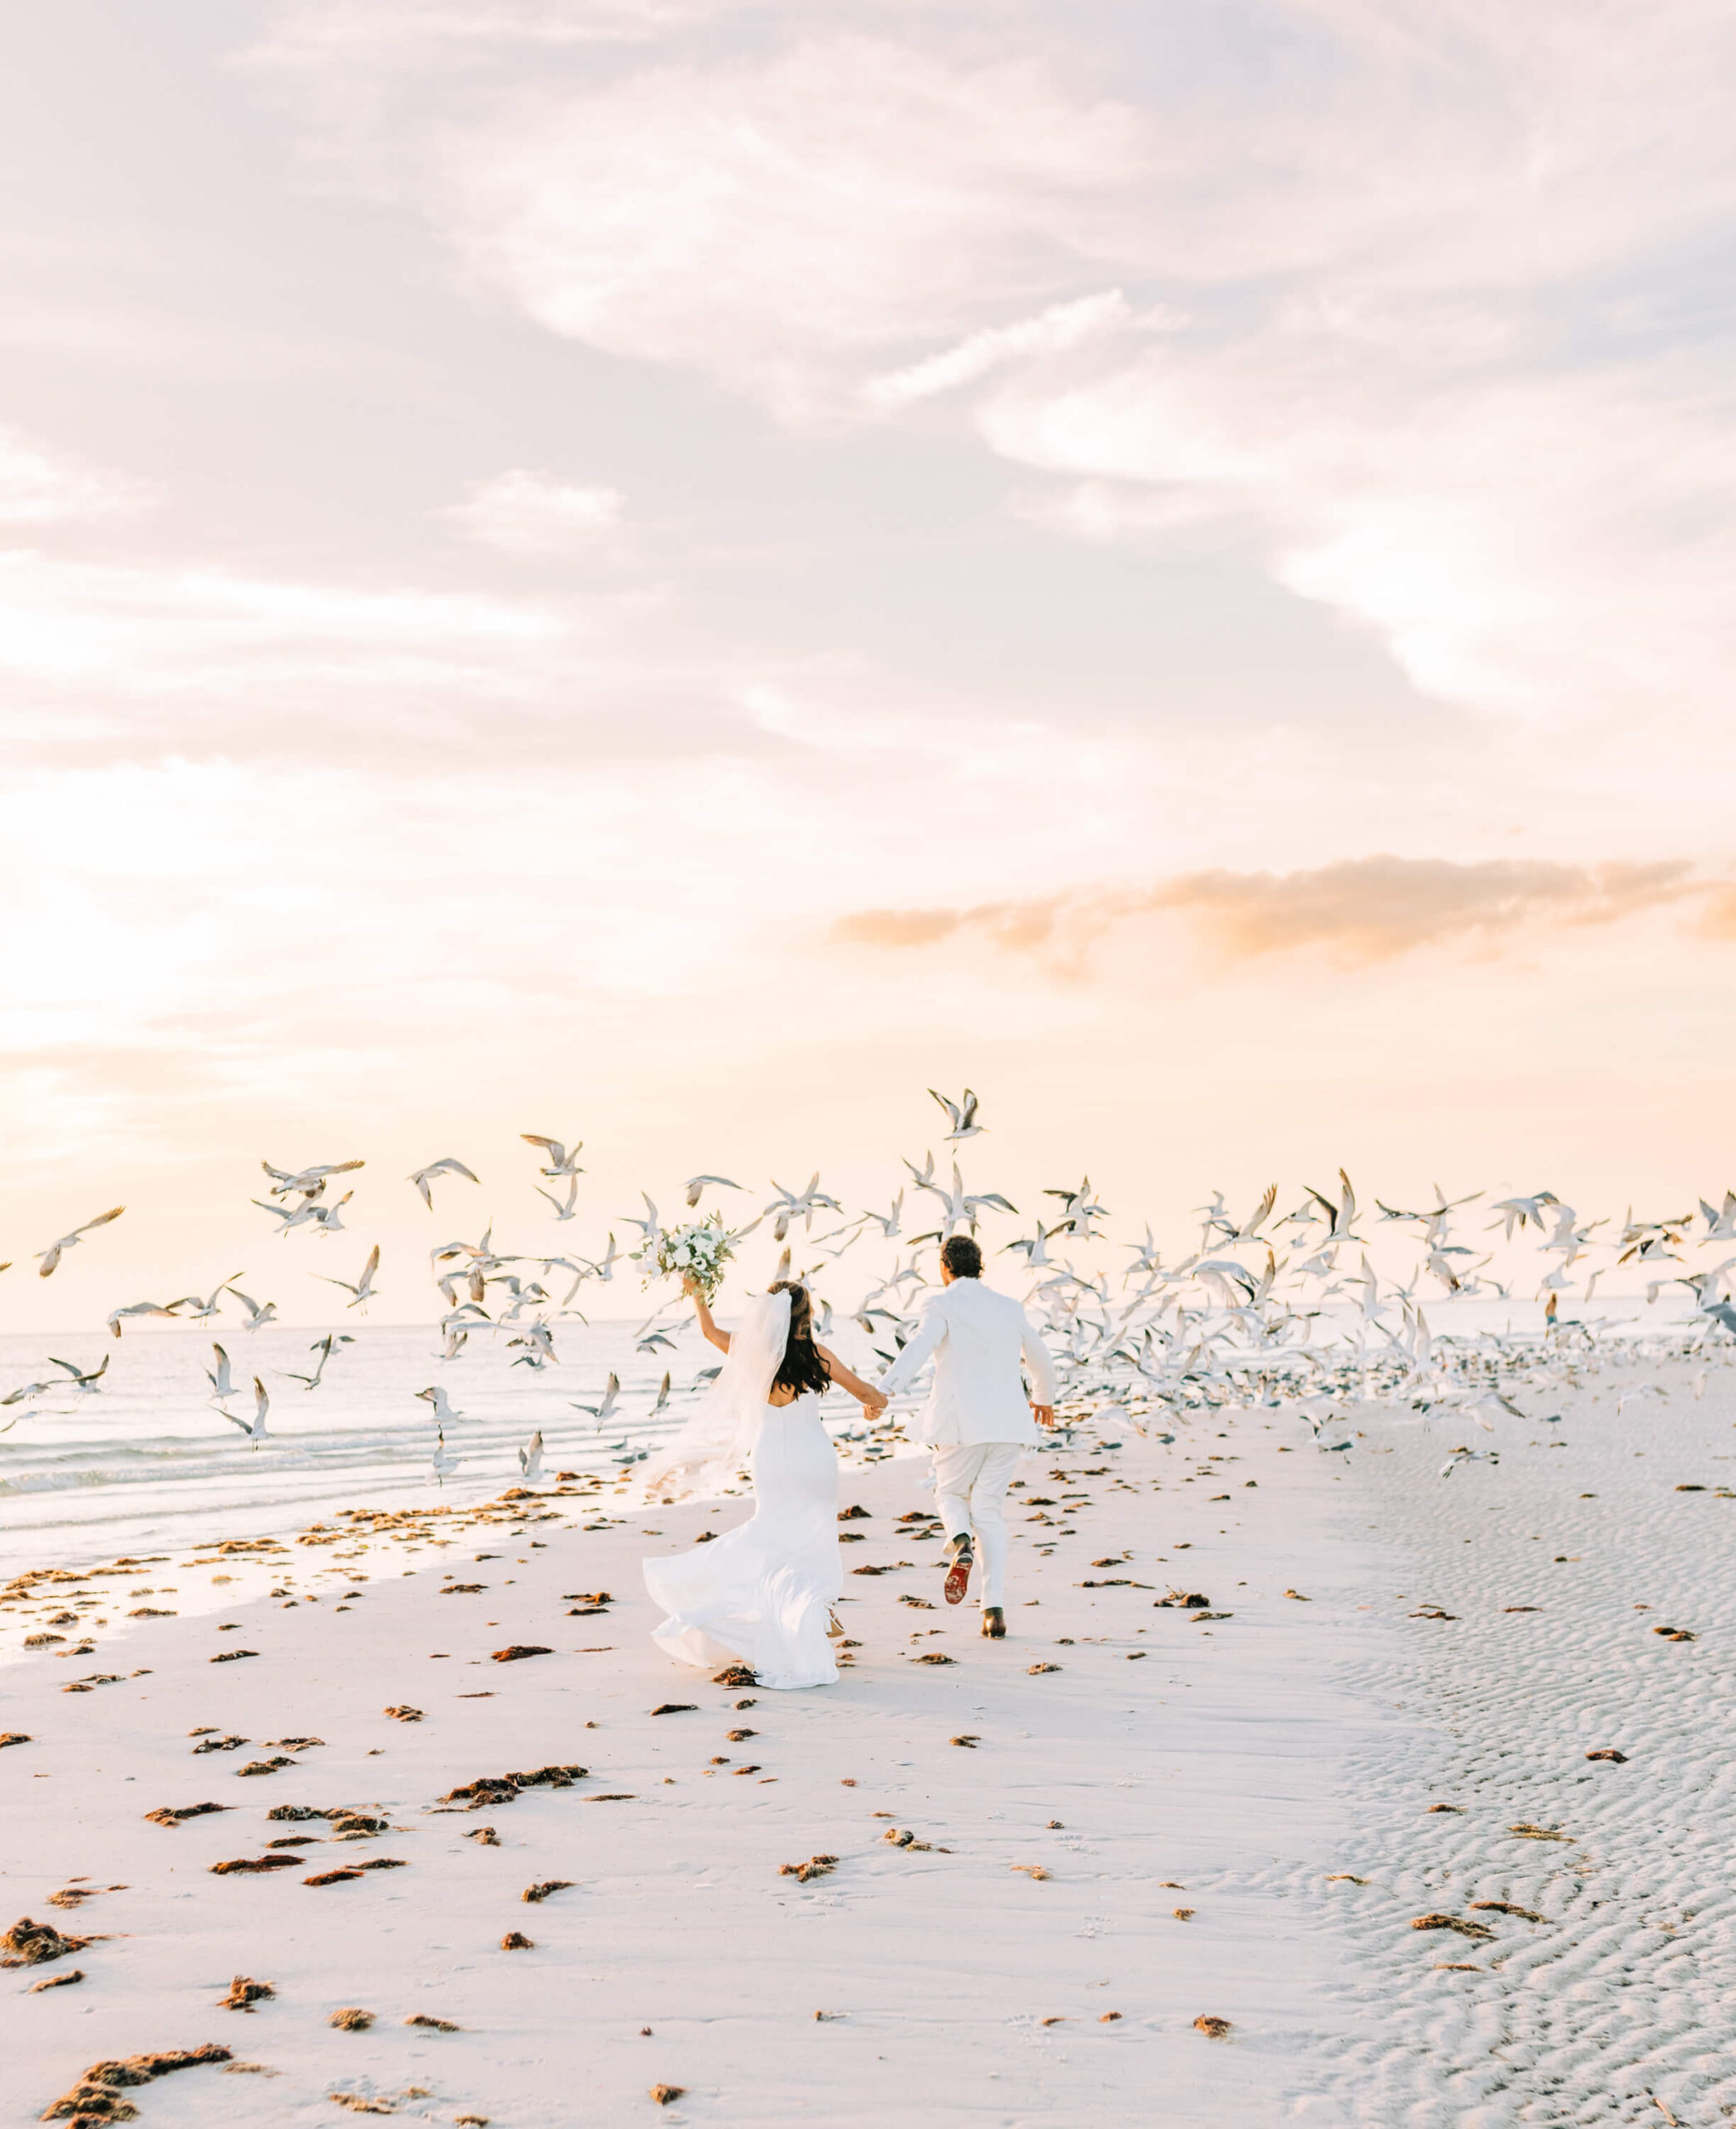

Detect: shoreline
[0,1295,1711,1592]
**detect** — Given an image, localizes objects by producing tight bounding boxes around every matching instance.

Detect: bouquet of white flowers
[635,1213,735,1303]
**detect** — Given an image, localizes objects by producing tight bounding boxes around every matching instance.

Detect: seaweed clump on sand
[2,1917,97,1968]
[39,2045,232,2123]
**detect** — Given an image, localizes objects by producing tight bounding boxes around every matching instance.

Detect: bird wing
[1244,1184,1278,1235]
[1304,1185,1340,1234]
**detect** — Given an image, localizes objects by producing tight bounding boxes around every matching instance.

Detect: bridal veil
[643,1287,791,1503]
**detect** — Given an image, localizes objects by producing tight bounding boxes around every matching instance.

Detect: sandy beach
[6,1348,1732,2129]
[7,2,1736,2122]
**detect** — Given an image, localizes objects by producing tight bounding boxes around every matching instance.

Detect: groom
[876,1234,1058,1638]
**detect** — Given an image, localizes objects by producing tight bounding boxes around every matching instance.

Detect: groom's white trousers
[930,1441,1023,1608]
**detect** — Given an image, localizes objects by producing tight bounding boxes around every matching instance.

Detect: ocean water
[0,1315,885,1581]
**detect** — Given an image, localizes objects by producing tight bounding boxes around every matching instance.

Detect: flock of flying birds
[5,1088,1734,1487]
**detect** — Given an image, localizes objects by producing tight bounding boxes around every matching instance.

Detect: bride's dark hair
[768,1280,831,1399]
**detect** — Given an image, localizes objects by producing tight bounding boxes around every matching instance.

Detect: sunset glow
[3,3,1733,1326]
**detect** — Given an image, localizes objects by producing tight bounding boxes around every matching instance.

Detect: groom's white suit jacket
[877,1277,1058,1447]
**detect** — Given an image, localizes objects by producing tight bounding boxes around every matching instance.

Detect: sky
[2,0,1734,1329]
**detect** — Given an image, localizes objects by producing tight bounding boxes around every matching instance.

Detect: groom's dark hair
[940,1235,984,1279]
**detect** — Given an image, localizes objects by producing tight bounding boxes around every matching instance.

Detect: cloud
[0,426,152,526]
[1695,884,1736,941]
[835,854,1708,968]
[984,346,1736,725]
[251,2,1736,743]
[861,289,1132,410]
[955,2,1736,729]
[0,549,567,695]
[244,0,726,65]
[1155,857,1702,961]
[444,468,625,552]
[436,37,1143,412]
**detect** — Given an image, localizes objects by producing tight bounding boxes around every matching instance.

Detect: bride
[641,1277,887,1691]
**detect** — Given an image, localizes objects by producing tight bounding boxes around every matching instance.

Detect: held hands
[861,1388,889,1417]
[1032,1403,1058,1430]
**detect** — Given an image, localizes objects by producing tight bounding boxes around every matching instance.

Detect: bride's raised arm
[684,1273,731,1352]
[815,1344,886,1415]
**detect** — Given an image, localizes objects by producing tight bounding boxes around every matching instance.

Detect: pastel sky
[3,1,1734,1328]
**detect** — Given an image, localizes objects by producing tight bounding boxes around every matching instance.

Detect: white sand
[1281,1351,1736,2127]
[4,1358,1733,2127]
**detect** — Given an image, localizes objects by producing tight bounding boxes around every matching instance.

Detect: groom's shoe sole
[944,1549,974,1606]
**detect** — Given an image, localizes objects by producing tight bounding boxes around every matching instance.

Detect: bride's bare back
[686,1277,886,1414]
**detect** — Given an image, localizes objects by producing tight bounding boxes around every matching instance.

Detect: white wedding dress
[641,1290,842,1692]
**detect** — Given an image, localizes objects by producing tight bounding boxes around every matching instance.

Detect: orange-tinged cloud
[1696,883,1736,940]
[834,854,1710,967]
